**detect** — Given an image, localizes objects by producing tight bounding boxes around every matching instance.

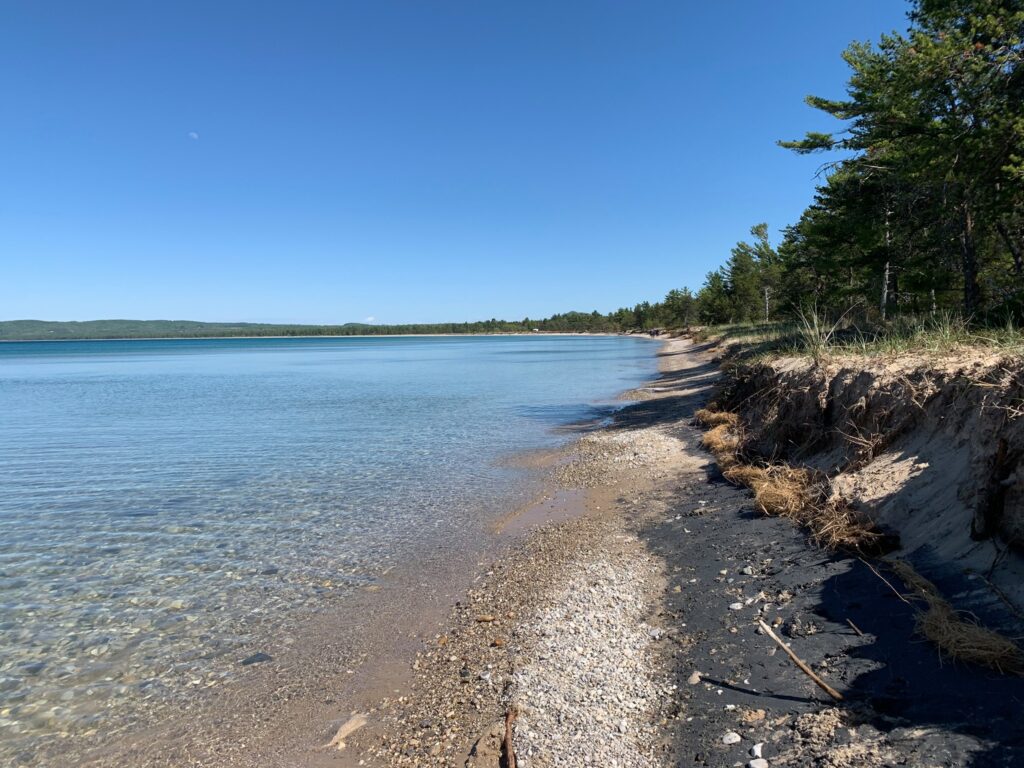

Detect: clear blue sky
[1,1,910,324]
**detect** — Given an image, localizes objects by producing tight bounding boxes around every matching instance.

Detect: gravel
[510,547,669,768]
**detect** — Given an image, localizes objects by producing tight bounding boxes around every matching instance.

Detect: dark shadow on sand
[618,343,1024,767]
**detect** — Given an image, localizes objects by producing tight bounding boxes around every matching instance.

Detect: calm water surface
[0,335,656,759]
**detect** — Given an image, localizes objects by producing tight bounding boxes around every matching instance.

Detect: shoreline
[330,338,1024,768]
[57,336,1024,766]
[42,337,664,768]
[0,332,660,344]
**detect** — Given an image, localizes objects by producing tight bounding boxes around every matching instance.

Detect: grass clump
[695,409,894,555]
[693,311,1024,363]
[722,463,813,519]
[889,561,1024,675]
[694,407,738,427]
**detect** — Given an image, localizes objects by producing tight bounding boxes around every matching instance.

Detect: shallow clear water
[0,335,656,754]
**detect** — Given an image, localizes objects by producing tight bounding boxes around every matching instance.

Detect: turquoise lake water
[0,334,656,756]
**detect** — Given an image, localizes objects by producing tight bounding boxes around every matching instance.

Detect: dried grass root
[694,408,739,428]
[696,409,893,555]
[701,423,740,464]
[890,560,1024,675]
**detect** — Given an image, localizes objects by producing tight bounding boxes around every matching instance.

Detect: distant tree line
[0,314,629,341]
[681,0,1024,327]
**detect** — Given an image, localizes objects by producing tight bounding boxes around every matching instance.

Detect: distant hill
[0,313,622,340]
[0,319,376,340]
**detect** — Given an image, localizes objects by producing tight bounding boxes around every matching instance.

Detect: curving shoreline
[60,337,1024,766]
[332,338,1024,768]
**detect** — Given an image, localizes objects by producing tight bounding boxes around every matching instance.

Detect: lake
[0,334,657,761]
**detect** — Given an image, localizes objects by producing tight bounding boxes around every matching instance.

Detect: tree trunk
[880,261,890,321]
[881,205,892,321]
[996,221,1024,277]
[960,203,981,316]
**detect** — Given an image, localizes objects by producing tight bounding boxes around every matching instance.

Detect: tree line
[0,314,625,340]
[669,0,1024,328]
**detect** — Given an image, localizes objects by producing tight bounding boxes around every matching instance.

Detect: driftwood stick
[846,618,865,637]
[757,619,844,701]
[502,706,518,768]
[858,557,913,606]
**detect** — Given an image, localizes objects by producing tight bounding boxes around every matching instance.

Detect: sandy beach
[63,338,1024,767]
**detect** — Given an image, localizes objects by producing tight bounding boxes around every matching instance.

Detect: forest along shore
[335,337,1024,768]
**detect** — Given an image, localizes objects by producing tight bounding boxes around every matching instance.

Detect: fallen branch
[757,619,843,701]
[858,557,913,605]
[846,618,865,637]
[502,706,518,768]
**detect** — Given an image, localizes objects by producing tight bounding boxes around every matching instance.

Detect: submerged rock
[240,652,272,666]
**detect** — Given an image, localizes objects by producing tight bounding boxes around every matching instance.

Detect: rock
[748,760,769,768]
[475,615,496,623]
[491,637,506,647]
[729,602,744,611]
[751,742,764,757]
[240,652,272,666]
[19,662,46,675]
[687,671,702,685]
[723,731,742,745]
[740,566,754,576]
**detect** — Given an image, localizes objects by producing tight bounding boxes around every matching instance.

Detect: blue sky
[1,1,909,324]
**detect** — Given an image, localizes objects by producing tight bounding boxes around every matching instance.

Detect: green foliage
[773,0,1024,321]
[691,224,781,325]
[672,0,1023,336]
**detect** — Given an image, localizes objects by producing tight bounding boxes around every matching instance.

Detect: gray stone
[240,652,272,666]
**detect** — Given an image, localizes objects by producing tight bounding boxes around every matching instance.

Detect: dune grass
[691,312,1024,363]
